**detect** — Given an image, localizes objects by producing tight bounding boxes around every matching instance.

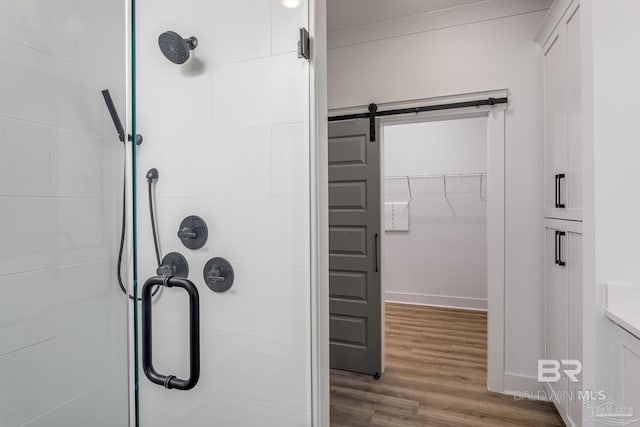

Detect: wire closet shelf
[385,173,487,202]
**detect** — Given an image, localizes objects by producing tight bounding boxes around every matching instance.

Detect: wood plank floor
[330,303,564,427]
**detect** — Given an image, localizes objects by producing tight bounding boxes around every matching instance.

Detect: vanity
[604,284,640,340]
[602,283,640,423]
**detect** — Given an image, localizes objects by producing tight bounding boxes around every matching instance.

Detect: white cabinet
[543,2,582,221]
[618,329,640,423]
[544,224,569,415]
[604,285,640,424]
[566,227,583,427]
[540,2,584,424]
[544,219,583,427]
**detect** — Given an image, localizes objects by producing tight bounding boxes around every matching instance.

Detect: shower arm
[101,89,143,145]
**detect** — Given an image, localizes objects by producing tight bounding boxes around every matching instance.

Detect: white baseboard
[502,373,548,401]
[384,291,487,311]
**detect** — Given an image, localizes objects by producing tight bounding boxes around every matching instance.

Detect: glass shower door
[0,1,131,426]
[132,0,313,425]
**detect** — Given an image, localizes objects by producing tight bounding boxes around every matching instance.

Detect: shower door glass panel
[133,0,312,425]
[0,1,130,426]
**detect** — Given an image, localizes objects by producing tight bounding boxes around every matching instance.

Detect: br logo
[538,359,582,383]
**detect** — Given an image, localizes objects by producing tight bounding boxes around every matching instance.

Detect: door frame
[375,96,506,394]
[312,90,507,424]
[309,1,330,425]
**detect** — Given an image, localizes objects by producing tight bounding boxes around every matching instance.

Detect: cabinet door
[544,29,569,219]
[545,225,569,415]
[567,230,583,427]
[620,330,640,425]
[566,6,582,220]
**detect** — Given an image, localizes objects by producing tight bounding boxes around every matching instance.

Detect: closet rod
[328,97,508,123]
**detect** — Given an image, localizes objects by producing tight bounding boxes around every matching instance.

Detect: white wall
[328,0,551,388]
[0,1,129,426]
[383,117,488,310]
[581,0,640,421]
[384,118,487,177]
[135,1,313,426]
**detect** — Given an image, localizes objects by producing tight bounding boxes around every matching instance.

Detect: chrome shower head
[158,31,198,64]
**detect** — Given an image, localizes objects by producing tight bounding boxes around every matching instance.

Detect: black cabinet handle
[555,231,566,267]
[554,230,559,265]
[555,174,566,209]
[374,233,379,273]
[142,276,200,391]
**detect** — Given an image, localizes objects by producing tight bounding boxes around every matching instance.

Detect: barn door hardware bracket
[368,103,378,142]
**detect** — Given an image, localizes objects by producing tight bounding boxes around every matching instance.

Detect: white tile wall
[0,0,129,426]
[137,71,213,138]
[136,0,312,425]
[210,53,309,131]
[272,123,309,196]
[52,261,121,336]
[54,198,119,266]
[191,0,272,65]
[0,118,51,197]
[51,129,121,198]
[22,381,129,427]
[0,0,52,53]
[146,320,308,409]
[211,56,274,131]
[0,320,127,426]
[271,0,307,55]
[230,196,309,268]
[154,264,308,340]
[0,270,54,356]
[0,198,57,275]
[139,383,307,427]
[0,35,124,138]
[51,0,124,76]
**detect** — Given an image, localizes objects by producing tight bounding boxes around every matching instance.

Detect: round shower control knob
[177,216,208,250]
[203,257,234,293]
[157,252,189,278]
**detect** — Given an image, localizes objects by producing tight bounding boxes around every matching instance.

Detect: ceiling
[327,0,488,32]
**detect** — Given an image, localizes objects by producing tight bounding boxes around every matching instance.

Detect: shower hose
[116,166,162,301]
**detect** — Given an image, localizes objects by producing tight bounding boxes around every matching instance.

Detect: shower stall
[0,0,315,425]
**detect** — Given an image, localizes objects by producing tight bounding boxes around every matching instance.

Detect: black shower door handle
[142,276,200,391]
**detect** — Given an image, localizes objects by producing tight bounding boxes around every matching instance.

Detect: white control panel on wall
[385,202,409,231]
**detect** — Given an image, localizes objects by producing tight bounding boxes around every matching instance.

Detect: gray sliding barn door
[328,118,382,376]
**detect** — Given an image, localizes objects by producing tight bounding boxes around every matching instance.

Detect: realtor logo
[585,399,638,426]
[538,359,582,383]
